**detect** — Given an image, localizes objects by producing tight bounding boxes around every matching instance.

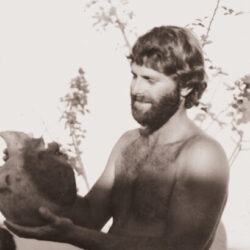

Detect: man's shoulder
[117,128,140,145]
[185,133,227,160]
[179,133,229,186]
[111,129,140,154]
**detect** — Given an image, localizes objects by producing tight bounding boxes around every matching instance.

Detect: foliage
[186,0,229,77]
[187,1,250,165]
[85,0,250,166]
[84,0,136,51]
[60,68,90,189]
[81,0,250,169]
[228,74,250,126]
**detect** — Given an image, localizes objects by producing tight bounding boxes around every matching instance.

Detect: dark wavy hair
[129,26,207,109]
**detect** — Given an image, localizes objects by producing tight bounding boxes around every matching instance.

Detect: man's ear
[180,87,192,97]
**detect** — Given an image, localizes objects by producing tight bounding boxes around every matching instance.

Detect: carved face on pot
[0,131,77,226]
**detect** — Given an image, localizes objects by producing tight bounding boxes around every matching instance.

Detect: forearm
[67,226,206,250]
[67,196,98,229]
[68,226,163,250]
[67,195,110,230]
[66,196,90,226]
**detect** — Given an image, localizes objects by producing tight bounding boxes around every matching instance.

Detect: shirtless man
[5,26,229,250]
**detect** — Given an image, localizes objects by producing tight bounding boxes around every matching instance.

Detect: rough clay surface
[0,131,77,226]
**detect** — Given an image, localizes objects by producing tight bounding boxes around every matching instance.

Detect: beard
[131,87,180,131]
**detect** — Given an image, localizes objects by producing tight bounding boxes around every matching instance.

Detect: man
[5,26,229,250]
[0,227,16,250]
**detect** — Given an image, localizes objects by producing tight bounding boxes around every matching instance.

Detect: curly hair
[129,26,207,109]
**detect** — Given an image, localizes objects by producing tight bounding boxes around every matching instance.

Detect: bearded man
[5,26,229,250]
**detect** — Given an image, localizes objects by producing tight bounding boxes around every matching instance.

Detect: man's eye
[131,72,137,79]
[147,78,156,84]
[142,75,156,84]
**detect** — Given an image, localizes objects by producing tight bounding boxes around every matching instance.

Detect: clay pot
[0,131,77,226]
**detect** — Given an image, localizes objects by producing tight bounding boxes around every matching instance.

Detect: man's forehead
[131,63,168,79]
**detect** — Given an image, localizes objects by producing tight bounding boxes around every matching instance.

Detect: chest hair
[112,136,187,223]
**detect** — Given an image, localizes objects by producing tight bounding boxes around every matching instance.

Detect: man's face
[130,63,180,130]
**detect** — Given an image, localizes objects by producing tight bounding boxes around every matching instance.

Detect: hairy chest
[111,137,184,224]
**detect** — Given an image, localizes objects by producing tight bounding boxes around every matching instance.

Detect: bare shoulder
[120,128,140,141]
[97,129,139,175]
[110,129,140,159]
[179,133,229,188]
[115,129,140,149]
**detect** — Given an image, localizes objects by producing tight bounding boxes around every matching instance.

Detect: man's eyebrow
[130,70,158,80]
[141,74,157,80]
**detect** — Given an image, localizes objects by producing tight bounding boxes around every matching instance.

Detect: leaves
[239,98,250,124]
[221,6,245,16]
[84,0,136,50]
[83,0,250,167]
[188,2,250,159]
[220,74,250,147]
[60,68,90,189]
[229,74,250,124]
[87,0,131,30]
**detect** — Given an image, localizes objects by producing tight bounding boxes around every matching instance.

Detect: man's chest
[111,137,185,223]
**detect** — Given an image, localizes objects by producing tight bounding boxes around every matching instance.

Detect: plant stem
[229,144,241,167]
[202,0,221,47]
[109,0,132,52]
[228,130,244,167]
[70,125,90,190]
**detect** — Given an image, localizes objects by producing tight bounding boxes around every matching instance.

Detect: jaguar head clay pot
[0,131,77,226]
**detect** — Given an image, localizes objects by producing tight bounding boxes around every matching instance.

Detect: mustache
[131,95,152,103]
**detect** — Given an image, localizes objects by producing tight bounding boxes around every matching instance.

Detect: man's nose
[131,77,145,95]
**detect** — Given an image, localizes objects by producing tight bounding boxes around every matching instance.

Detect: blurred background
[0,0,250,249]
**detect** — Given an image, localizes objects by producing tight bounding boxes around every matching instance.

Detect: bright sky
[0,0,250,249]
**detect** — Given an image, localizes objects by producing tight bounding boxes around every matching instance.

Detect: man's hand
[4,207,75,243]
[3,148,9,161]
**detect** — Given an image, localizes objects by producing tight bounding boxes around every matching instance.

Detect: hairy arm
[5,135,229,250]
[66,137,229,250]
[68,157,115,230]
[64,130,133,230]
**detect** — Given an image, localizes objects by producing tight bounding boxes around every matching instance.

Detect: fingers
[3,148,9,161]
[4,207,59,238]
[4,220,45,239]
[47,142,60,153]
[39,207,59,224]
[4,210,74,242]
[39,207,73,226]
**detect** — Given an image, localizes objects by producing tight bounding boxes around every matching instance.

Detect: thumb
[39,207,59,224]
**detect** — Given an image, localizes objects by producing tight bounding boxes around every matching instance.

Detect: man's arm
[67,131,132,230]
[66,137,229,250]
[5,136,229,250]
[160,137,229,249]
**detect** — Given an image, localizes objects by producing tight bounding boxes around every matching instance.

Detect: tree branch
[229,144,241,166]
[70,125,90,190]
[109,0,132,52]
[202,0,221,47]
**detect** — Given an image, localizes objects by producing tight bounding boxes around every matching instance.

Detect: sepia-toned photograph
[0,0,250,249]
